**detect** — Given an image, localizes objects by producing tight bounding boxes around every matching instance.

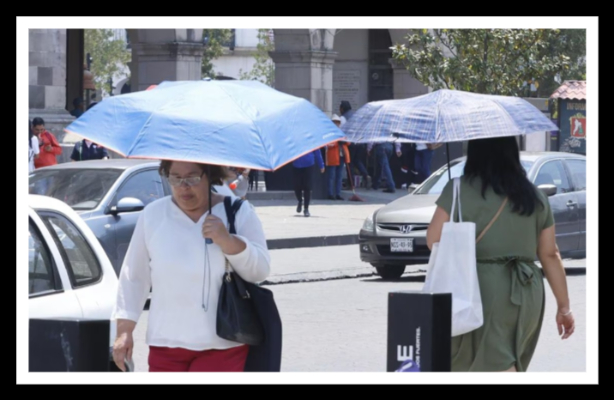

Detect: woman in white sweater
[112,160,271,372]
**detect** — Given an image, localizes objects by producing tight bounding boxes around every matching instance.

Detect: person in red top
[32,117,62,169]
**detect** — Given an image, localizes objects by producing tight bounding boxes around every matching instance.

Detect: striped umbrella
[341,89,558,144]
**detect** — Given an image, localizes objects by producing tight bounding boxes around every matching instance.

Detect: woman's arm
[113,212,151,324]
[111,212,151,371]
[223,203,271,283]
[48,133,63,155]
[538,226,570,310]
[426,206,450,250]
[537,225,575,339]
[315,149,325,170]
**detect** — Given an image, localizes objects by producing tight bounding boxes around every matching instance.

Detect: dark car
[359,152,586,279]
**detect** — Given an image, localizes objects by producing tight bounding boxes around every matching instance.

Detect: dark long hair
[464,137,542,216]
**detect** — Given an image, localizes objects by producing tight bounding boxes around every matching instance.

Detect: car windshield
[29,169,122,210]
[413,159,535,195]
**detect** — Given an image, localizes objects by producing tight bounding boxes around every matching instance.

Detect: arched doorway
[368,29,394,102]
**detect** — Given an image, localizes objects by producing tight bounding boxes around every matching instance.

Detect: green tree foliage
[84,29,131,96]
[391,29,583,97]
[239,29,275,86]
[201,29,233,78]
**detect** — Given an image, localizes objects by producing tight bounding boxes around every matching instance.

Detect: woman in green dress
[426,137,576,372]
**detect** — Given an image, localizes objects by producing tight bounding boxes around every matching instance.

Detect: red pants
[148,345,249,372]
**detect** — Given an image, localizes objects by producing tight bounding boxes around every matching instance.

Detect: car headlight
[362,214,374,231]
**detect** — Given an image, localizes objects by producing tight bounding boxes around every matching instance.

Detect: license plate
[390,238,414,252]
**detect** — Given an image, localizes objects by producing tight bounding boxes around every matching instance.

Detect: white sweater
[112,196,271,351]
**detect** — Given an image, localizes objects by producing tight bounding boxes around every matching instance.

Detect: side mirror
[109,197,145,215]
[538,184,557,197]
[407,186,416,194]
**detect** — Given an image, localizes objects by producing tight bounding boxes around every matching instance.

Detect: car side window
[113,169,165,206]
[39,212,102,288]
[534,160,572,195]
[29,219,61,296]
[566,159,586,191]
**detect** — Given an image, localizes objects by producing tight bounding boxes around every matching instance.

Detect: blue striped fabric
[341,89,558,144]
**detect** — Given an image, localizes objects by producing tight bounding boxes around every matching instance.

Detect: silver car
[29,159,171,275]
[359,151,587,279]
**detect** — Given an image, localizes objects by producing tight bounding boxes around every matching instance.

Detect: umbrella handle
[205,165,213,245]
[446,142,451,180]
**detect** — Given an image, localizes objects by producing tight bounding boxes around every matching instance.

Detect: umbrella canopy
[341,89,558,144]
[65,80,345,170]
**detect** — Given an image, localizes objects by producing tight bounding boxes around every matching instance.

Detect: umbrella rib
[213,82,273,170]
[122,98,166,157]
[123,84,207,158]
[490,98,526,135]
[435,91,443,143]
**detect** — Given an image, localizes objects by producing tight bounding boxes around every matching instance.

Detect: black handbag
[216,197,265,346]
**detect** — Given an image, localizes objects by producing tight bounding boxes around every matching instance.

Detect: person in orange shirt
[325,115,351,200]
[32,117,62,169]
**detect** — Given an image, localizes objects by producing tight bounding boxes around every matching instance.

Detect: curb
[143,267,585,308]
[247,191,297,201]
[266,234,358,250]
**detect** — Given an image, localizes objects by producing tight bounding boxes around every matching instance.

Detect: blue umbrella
[341,89,558,144]
[65,79,345,171]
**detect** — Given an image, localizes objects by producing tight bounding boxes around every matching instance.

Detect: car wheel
[375,265,405,280]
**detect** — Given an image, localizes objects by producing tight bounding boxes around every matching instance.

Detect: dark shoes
[304,209,311,217]
[383,188,396,193]
[335,195,344,200]
[328,195,335,200]
[297,202,302,213]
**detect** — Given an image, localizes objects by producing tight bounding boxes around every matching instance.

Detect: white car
[28,194,121,371]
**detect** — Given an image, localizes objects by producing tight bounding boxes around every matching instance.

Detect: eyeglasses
[168,172,205,187]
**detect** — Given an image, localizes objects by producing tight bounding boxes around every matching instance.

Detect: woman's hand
[202,214,231,245]
[556,308,575,339]
[112,331,134,371]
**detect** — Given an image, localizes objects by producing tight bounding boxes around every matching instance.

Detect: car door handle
[567,200,578,207]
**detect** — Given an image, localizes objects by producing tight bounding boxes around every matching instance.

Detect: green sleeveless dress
[435,176,554,372]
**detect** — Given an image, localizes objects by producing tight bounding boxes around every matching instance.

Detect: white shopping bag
[422,177,483,337]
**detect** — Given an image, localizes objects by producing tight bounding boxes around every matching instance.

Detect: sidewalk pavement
[251,187,406,249]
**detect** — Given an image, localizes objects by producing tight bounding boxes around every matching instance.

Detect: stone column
[129,29,204,92]
[29,29,74,144]
[269,50,338,115]
[268,30,338,199]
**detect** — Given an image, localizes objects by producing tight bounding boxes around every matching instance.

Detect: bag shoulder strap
[222,196,247,284]
[476,197,508,244]
[223,196,244,234]
[450,177,462,222]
